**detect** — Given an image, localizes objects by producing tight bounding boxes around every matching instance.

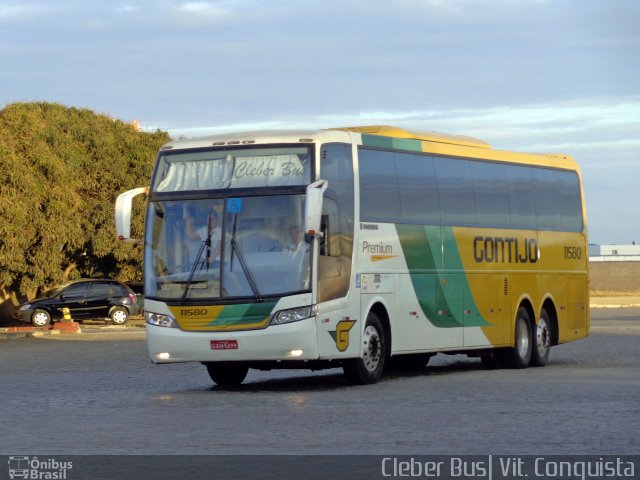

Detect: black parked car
[18,279,141,326]
[124,281,145,312]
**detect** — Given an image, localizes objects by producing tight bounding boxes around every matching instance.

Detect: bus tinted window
[359,149,401,219]
[395,152,440,223]
[557,170,583,231]
[358,147,583,232]
[533,168,562,229]
[434,157,477,225]
[505,165,536,228]
[318,143,355,302]
[471,161,509,227]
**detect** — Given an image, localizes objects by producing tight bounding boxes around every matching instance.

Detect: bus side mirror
[115,187,148,243]
[304,179,328,237]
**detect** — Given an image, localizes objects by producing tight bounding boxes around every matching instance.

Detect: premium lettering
[473,236,538,264]
[363,241,393,255]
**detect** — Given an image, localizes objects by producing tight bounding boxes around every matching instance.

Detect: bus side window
[317,144,354,303]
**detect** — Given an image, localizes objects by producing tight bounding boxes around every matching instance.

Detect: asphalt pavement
[0,307,638,456]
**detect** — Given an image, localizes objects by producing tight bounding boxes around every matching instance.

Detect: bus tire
[531,309,551,367]
[498,307,533,369]
[205,363,249,386]
[343,311,387,384]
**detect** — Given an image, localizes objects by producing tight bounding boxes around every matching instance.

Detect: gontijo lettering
[473,236,538,264]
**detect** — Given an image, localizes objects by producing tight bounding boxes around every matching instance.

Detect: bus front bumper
[146,318,319,363]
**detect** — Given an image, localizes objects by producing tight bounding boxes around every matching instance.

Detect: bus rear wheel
[205,363,249,386]
[531,309,551,366]
[343,311,387,384]
[498,307,533,369]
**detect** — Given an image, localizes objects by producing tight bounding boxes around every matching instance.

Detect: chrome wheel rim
[536,317,551,358]
[362,325,382,372]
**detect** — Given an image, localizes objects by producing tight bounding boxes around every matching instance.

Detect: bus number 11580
[563,246,582,260]
[180,308,209,316]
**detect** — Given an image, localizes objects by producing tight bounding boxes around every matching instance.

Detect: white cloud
[116,5,141,13]
[156,97,640,154]
[0,4,56,22]
[394,0,550,17]
[178,2,230,16]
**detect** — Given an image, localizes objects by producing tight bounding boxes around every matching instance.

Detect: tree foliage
[0,102,170,303]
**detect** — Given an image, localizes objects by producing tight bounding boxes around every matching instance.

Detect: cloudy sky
[1,0,638,244]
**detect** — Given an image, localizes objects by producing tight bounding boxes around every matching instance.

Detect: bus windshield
[145,195,310,301]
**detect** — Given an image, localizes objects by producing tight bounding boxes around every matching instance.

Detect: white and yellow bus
[116,125,589,385]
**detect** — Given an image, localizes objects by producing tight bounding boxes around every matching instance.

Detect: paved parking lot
[0,308,638,455]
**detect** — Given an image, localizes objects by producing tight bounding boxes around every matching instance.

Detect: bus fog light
[271,306,313,325]
[145,311,178,328]
[156,352,171,360]
[288,349,304,357]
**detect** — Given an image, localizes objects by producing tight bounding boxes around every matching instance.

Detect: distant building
[589,243,640,262]
[589,244,640,294]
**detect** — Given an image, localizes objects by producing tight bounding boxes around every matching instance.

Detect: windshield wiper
[181,236,210,302]
[228,213,262,302]
[230,237,263,302]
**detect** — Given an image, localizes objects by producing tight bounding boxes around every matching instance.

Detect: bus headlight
[271,306,314,325]
[145,311,178,328]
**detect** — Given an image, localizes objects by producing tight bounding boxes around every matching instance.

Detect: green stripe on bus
[361,134,423,152]
[396,224,489,328]
[206,301,277,327]
[441,227,489,327]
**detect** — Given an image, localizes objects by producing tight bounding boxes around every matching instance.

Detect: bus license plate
[210,340,238,350]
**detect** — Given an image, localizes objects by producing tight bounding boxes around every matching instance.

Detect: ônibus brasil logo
[8,456,73,479]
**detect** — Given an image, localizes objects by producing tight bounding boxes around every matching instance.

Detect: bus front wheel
[343,311,387,384]
[205,363,249,386]
[498,307,533,369]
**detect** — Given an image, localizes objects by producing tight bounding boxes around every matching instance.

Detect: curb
[590,304,640,309]
[0,322,81,340]
[590,298,640,309]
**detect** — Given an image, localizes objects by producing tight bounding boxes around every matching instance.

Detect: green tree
[0,102,170,317]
